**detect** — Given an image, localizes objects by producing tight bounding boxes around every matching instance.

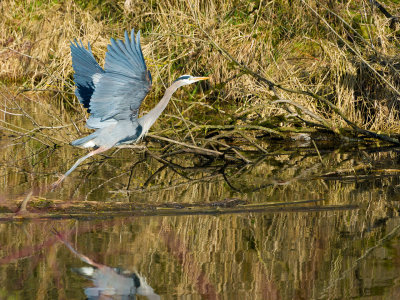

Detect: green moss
[74,0,123,23]
[31,199,54,209]
[0,206,13,213]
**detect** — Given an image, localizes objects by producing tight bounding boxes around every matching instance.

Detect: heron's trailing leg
[51,146,109,190]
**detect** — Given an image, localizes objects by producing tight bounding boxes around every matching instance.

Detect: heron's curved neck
[139,82,180,136]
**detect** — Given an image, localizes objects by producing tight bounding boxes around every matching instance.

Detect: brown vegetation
[1,0,400,197]
[2,3,400,297]
[1,0,400,146]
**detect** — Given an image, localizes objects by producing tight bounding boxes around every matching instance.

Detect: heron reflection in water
[55,231,160,299]
[52,28,208,188]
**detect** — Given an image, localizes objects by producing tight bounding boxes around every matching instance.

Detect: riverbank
[1,0,399,144]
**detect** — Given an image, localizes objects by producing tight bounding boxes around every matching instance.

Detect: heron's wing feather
[70,40,104,111]
[88,29,152,122]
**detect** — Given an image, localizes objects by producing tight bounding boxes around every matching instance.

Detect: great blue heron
[52,29,208,188]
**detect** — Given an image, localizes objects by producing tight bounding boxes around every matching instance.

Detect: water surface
[2,91,400,299]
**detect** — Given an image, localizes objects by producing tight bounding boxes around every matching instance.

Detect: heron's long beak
[192,76,210,82]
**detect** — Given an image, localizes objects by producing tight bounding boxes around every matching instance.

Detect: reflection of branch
[0,122,52,146]
[127,158,148,190]
[160,224,219,300]
[319,221,400,299]
[85,170,131,201]
[143,165,167,188]
[221,155,324,193]
[113,173,223,194]
[119,145,326,195]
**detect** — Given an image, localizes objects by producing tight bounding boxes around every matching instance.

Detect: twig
[272,99,332,129]
[193,124,284,137]
[147,134,224,157]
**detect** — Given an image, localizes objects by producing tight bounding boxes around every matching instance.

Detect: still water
[2,93,400,299]
[2,143,400,299]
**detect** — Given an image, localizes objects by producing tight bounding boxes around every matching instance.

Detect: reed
[1,0,399,137]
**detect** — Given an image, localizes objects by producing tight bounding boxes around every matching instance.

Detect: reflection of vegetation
[1,204,400,298]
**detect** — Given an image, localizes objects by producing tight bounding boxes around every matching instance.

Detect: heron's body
[71,119,141,148]
[51,29,208,188]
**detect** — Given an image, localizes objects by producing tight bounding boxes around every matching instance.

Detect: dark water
[2,94,400,299]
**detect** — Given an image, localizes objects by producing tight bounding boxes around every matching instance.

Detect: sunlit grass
[1,0,399,133]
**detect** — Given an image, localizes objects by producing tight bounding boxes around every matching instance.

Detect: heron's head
[173,75,209,87]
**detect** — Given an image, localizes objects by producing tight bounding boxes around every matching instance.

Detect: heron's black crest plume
[174,75,191,82]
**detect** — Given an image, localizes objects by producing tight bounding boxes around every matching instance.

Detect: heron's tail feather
[71,133,98,148]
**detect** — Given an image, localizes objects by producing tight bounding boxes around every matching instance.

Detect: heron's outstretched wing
[70,40,104,111]
[87,29,152,123]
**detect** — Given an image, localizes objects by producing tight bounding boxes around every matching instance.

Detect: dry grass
[1,0,400,141]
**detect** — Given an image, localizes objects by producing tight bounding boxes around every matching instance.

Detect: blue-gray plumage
[52,28,209,188]
[70,40,104,111]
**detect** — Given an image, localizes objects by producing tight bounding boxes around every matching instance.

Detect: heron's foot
[51,175,66,191]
